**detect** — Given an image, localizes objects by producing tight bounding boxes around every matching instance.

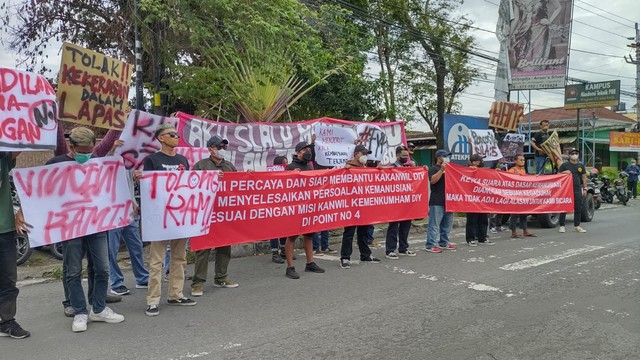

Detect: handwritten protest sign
[189,167,428,251]
[489,101,525,131]
[140,170,220,241]
[0,68,58,151]
[445,163,573,214]
[469,129,503,161]
[12,157,133,247]
[540,130,564,168]
[57,42,132,130]
[174,147,210,167]
[314,124,356,167]
[176,112,406,171]
[115,111,179,170]
[500,133,525,162]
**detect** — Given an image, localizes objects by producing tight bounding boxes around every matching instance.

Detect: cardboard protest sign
[140,170,220,241]
[57,42,132,130]
[115,111,180,170]
[468,129,503,161]
[500,133,525,162]
[540,130,564,168]
[176,113,406,171]
[445,163,573,214]
[189,167,428,251]
[0,68,59,151]
[12,157,133,247]
[489,101,525,131]
[314,124,356,167]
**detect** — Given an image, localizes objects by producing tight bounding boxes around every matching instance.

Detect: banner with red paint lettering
[176,112,406,171]
[174,147,209,167]
[0,68,59,151]
[115,111,179,170]
[189,167,428,251]
[12,157,134,247]
[140,170,220,241]
[445,163,574,214]
[57,42,132,130]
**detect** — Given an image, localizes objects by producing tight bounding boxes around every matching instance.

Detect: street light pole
[134,0,144,111]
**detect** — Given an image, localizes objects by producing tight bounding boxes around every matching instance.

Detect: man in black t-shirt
[424,149,457,253]
[141,124,196,317]
[558,148,588,233]
[530,120,550,174]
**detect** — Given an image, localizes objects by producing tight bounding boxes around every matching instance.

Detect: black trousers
[560,191,582,227]
[0,231,18,323]
[385,220,412,254]
[340,225,372,261]
[465,213,488,242]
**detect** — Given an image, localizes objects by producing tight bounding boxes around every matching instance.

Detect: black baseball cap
[568,147,579,154]
[407,142,415,148]
[354,144,372,155]
[470,154,484,162]
[435,149,451,158]
[295,141,313,152]
[207,135,229,148]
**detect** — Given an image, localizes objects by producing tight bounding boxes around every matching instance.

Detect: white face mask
[216,149,227,159]
[358,155,368,164]
[442,157,451,164]
[570,154,579,161]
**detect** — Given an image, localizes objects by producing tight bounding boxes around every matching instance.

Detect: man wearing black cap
[424,149,458,253]
[407,142,417,166]
[282,141,325,279]
[558,148,588,233]
[190,135,239,296]
[339,145,382,269]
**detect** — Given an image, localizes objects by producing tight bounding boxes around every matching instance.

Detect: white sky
[1,0,637,131]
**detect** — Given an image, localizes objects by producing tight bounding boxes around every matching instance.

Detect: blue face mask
[74,153,92,164]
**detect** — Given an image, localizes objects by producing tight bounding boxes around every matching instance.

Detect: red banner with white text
[445,163,574,214]
[190,167,428,251]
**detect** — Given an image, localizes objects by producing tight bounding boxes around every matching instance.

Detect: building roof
[524,107,635,130]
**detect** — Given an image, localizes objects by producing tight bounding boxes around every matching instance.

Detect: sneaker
[361,256,381,263]
[89,307,125,323]
[191,284,204,297]
[110,285,130,296]
[305,262,325,273]
[105,293,122,304]
[425,246,443,253]
[559,226,566,233]
[145,305,159,317]
[575,226,587,233]
[312,250,324,256]
[135,283,148,289]
[478,240,495,246]
[72,314,88,332]
[163,271,170,282]
[213,279,239,288]
[398,250,417,257]
[0,320,30,339]
[467,240,478,247]
[321,247,338,254]
[167,297,197,306]
[285,266,300,279]
[272,252,285,264]
[386,252,399,260]
[440,244,457,251]
[63,306,75,317]
[500,226,509,232]
[340,259,351,269]
[489,227,498,234]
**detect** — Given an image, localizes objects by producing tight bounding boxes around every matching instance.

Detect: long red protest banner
[445,163,574,214]
[189,167,428,251]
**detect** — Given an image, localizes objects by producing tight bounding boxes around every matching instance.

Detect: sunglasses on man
[161,132,180,139]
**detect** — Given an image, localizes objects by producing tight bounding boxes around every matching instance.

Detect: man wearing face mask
[46,127,125,332]
[425,149,458,253]
[190,136,239,296]
[339,145,382,269]
[282,141,325,279]
[384,146,417,259]
[558,148,588,233]
[624,159,639,199]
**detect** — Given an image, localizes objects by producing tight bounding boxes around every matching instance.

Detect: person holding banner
[46,127,125,332]
[190,136,239,296]
[142,124,196,316]
[283,141,326,279]
[530,120,550,175]
[465,154,492,247]
[558,148,588,234]
[425,150,458,253]
[339,145,383,268]
[507,154,537,239]
[0,152,30,339]
[385,146,417,259]
[269,156,289,264]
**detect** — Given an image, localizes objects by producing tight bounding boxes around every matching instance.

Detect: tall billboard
[508,0,573,90]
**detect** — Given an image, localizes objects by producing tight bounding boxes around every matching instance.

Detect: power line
[574,4,636,29]
[572,32,628,51]
[573,19,629,39]
[570,48,624,59]
[569,67,636,80]
[576,0,637,25]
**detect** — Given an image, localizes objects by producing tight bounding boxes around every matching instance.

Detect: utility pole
[625,23,639,127]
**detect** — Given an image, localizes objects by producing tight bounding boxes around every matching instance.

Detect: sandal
[524,233,538,237]
[511,234,524,238]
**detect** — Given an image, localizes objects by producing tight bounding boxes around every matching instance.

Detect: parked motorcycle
[615,171,630,206]
[600,175,615,204]
[588,169,602,210]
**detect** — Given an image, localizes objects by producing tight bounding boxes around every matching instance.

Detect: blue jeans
[366,226,374,245]
[62,232,109,315]
[0,231,18,323]
[312,231,329,251]
[425,205,453,249]
[108,220,149,289]
[535,155,546,175]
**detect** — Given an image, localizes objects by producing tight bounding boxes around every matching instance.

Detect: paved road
[4,205,639,360]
